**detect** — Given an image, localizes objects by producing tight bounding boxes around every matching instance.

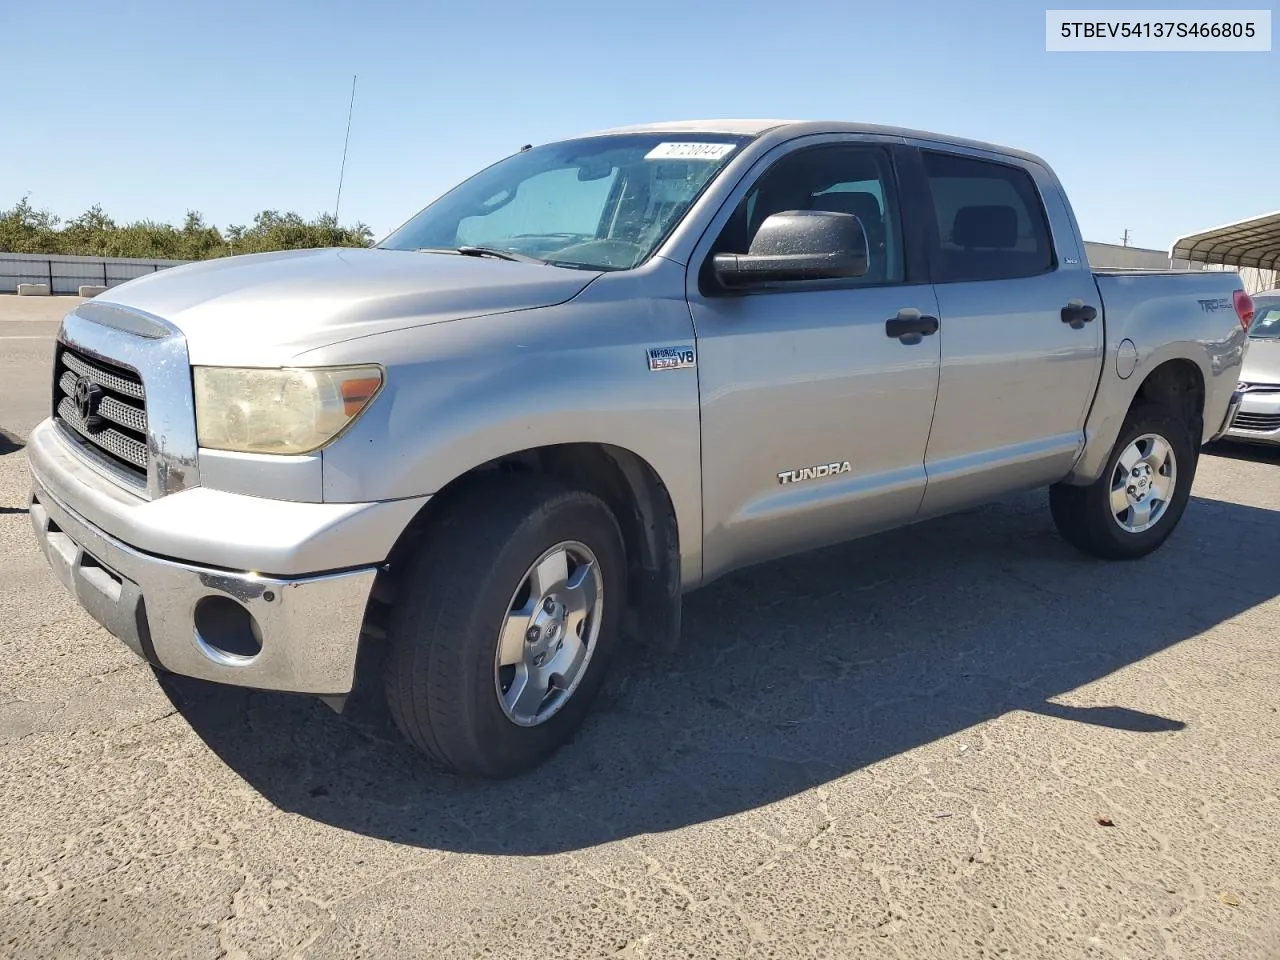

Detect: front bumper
[26,418,428,695]
[30,476,377,695]
[1221,388,1280,446]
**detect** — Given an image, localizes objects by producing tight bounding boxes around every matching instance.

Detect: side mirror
[713,210,869,289]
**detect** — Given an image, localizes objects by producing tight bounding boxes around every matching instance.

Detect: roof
[1170,210,1280,271]
[583,118,793,136]
[567,119,1049,166]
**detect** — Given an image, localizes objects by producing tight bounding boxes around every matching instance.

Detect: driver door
[686,139,942,581]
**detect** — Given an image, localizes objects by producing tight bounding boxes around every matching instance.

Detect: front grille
[53,343,149,485]
[1232,411,1280,432]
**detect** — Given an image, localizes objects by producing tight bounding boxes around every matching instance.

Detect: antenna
[333,74,358,224]
[1121,228,1131,247]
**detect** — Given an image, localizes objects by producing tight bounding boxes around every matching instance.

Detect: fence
[0,253,189,295]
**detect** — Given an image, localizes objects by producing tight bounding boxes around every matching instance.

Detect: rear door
[905,145,1105,518]
[686,138,942,581]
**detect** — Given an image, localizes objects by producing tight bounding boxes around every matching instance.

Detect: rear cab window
[920,151,1056,283]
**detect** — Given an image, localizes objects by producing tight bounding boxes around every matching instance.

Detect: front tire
[1050,403,1197,560]
[384,476,626,778]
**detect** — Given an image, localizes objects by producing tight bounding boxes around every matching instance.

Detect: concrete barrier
[16,283,51,296]
[78,285,108,298]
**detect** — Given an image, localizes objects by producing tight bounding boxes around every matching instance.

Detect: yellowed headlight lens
[194,365,383,455]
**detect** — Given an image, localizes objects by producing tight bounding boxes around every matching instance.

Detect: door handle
[885,309,940,344]
[1061,300,1098,329]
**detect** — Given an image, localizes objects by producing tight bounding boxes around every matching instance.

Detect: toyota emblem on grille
[72,375,105,430]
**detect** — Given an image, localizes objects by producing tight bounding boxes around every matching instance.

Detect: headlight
[194,365,383,455]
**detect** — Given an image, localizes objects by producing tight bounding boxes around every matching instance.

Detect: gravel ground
[2,294,1278,959]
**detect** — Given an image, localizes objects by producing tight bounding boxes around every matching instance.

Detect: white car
[1225,293,1280,445]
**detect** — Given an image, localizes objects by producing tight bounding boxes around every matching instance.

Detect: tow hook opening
[193,595,263,664]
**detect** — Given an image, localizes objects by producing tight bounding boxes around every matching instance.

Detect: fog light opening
[193,595,263,664]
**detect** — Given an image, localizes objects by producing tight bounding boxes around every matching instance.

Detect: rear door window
[921,151,1055,283]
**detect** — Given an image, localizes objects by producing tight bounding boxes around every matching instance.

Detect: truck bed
[1091,267,1221,277]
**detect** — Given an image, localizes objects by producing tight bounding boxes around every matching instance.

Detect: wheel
[384,476,626,778]
[1049,403,1197,560]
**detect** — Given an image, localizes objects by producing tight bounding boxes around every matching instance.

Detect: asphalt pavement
[0,295,69,444]
[2,294,1279,959]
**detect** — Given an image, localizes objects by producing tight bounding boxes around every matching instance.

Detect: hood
[1241,337,1280,386]
[91,247,601,365]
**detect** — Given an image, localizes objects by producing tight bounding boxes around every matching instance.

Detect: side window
[712,146,904,285]
[921,151,1055,283]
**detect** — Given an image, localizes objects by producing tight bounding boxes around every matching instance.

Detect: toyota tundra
[28,120,1251,777]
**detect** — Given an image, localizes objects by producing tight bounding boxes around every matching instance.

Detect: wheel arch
[1130,357,1205,436]
[1066,348,1210,486]
[371,442,684,660]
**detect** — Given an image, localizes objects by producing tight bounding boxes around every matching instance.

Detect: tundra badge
[778,461,852,485]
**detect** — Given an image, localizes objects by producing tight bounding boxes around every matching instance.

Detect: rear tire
[384,476,626,778]
[1050,403,1197,560]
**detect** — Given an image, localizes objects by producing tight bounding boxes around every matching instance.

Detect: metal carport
[1170,210,1280,272]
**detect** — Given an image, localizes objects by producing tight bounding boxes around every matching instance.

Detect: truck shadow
[1202,439,1280,466]
[159,489,1279,855]
[0,429,24,456]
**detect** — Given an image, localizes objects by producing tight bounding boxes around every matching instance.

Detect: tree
[0,198,374,260]
[0,195,63,254]
[178,210,225,260]
[60,205,118,256]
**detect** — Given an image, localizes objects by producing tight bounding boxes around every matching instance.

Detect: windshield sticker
[644,142,736,161]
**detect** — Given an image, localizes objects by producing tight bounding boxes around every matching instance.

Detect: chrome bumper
[29,472,377,696]
[1210,389,1245,442]
[1221,388,1280,446]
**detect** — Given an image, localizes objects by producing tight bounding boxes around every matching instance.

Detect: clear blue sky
[3,0,1275,251]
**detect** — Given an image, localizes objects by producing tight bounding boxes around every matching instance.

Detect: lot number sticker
[644,142,736,161]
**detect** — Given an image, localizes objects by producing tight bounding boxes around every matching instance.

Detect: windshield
[1249,301,1280,339]
[379,134,749,271]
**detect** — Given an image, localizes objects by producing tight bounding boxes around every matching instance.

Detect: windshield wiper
[456,245,546,265]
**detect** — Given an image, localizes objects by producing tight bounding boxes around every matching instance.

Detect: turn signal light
[341,376,383,417]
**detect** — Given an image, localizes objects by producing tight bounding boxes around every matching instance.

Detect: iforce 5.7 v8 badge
[647,345,696,371]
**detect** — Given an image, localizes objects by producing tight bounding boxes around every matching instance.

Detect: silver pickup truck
[28,120,1251,777]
